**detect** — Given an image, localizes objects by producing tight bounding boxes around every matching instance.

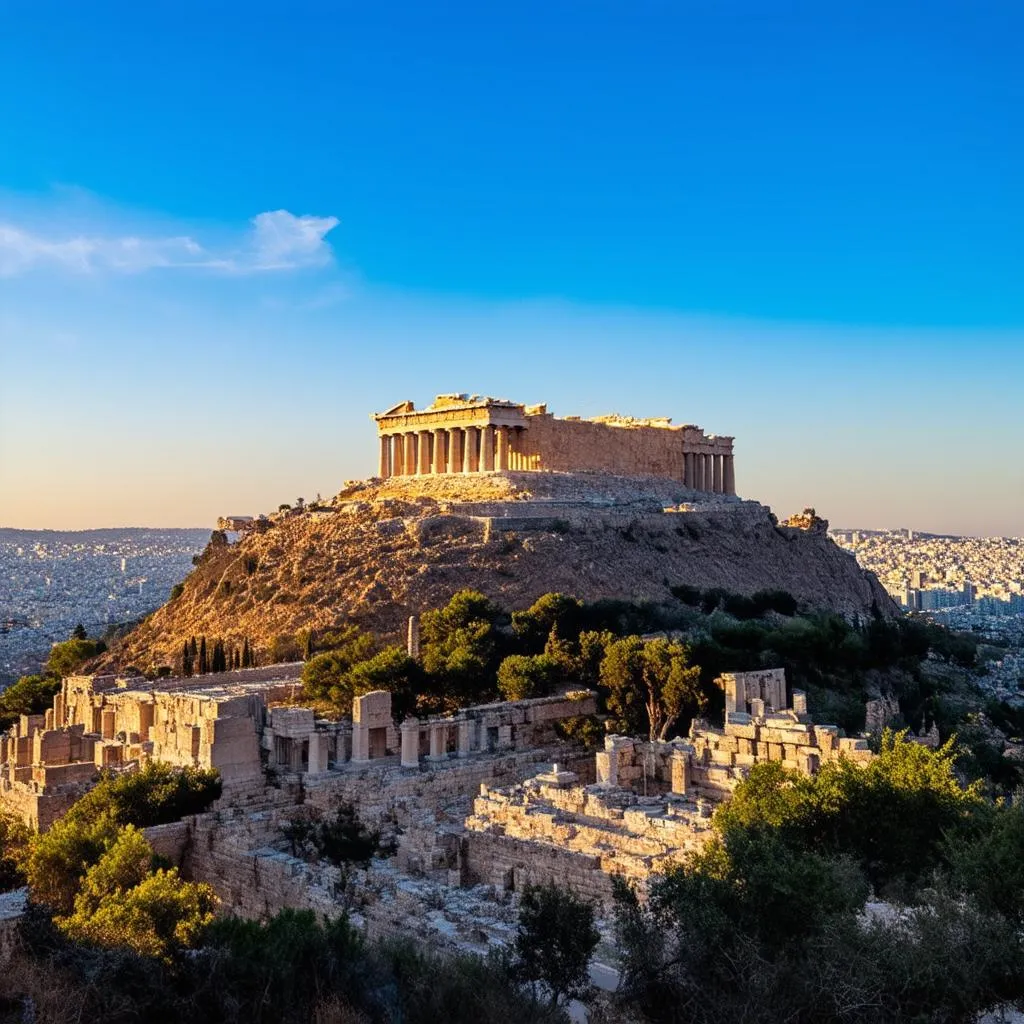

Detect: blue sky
[1,1,1022,533]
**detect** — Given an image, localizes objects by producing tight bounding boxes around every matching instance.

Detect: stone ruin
[464,669,872,901]
[0,663,597,831]
[0,660,881,956]
[373,393,736,492]
[781,507,829,533]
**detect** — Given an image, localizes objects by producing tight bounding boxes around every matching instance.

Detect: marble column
[404,433,416,477]
[448,427,463,474]
[400,721,420,768]
[684,452,694,489]
[671,751,689,795]
[713,454,723,494]
[463,427,476,473]
[378,436,389,478]
[308,732,328,774]
[428,723,446,760]
[480,425,495,471]
[417,430,431,474]
[391,434,404,476]
[495,426,509,471]
[432,429,447,474]
[351,723,370,763]
[724,455,736,495]
[456,719,471,757]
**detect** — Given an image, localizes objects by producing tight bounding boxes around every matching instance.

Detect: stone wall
[512,413,730,482]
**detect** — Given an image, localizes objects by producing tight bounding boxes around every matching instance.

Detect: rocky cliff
[106,472,895,671]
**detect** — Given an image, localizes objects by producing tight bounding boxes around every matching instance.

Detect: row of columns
[399,716,512,768]
[685,452,736,495]
[379,425,514,478]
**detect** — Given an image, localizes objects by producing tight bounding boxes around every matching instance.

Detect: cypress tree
[182,640,194,678]
[304,630,315,661]
[190,636,198,658]
[212,640,226,673]
[198,637,208,675]
[241,638,250,668]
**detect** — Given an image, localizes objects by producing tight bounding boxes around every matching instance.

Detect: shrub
[512,882,599,1007]
[0,674,61,730]
[57,825,216,961]
[497,654,563,701]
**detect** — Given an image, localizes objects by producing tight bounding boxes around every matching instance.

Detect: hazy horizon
[2,4,1022,536]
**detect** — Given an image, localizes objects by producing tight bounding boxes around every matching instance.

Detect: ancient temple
[372,394,736,493]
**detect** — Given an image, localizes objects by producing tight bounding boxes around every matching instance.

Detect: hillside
[104,472,896,671]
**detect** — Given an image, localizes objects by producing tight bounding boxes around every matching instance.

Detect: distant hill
[101,473,896,673]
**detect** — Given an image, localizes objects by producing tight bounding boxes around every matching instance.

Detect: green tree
[513,882,600,1007]
[512,593,584,652]
[497,654,563,701]
[574,629,615,687]
[946,802,1024,924]
[0,812,29,892]
[58,825,216,961]
[198,636,208,675]
[45,637,104,679]
[26,810,121,914]
[300,627,376,703]
[25,763,220,914]
[269,634,302,663]
[0,674,61,730]
[344,645,421,721]
[714,731,985,891]
[420,590,501,706]
[71,623,87,641]
[182,640,194,678]
[601,636,704,740]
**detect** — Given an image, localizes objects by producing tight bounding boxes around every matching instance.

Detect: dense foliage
[613,732,1024,1023]
[293,586,982,769]
[25,762,222,955]
[512,882,600,1007]
[0,905,570,1024]
[281,802,380,868]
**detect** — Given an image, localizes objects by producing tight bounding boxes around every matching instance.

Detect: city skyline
[1,3,1022,535]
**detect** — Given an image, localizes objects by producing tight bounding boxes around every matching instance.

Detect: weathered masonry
[372,394,736,493]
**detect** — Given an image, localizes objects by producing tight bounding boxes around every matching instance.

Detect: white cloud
[248,210,339,271]
[0,209,339,277]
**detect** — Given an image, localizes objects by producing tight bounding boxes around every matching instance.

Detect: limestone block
[353,691,393,729]
[724,722,759,741]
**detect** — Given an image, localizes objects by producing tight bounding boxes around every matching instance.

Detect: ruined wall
[509,414,727,479]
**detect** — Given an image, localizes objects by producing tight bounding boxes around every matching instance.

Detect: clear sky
[1,1,1021,535]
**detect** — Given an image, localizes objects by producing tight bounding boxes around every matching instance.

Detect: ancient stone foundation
[464,669,873,901]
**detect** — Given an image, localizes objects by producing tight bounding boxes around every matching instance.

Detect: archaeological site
[0,393,905,994]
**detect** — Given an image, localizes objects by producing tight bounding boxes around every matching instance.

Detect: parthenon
[372,394,736,493]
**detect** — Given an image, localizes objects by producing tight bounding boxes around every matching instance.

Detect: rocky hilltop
[106,473,895,671]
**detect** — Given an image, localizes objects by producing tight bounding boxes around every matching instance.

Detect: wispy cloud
[0,208,339,276]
